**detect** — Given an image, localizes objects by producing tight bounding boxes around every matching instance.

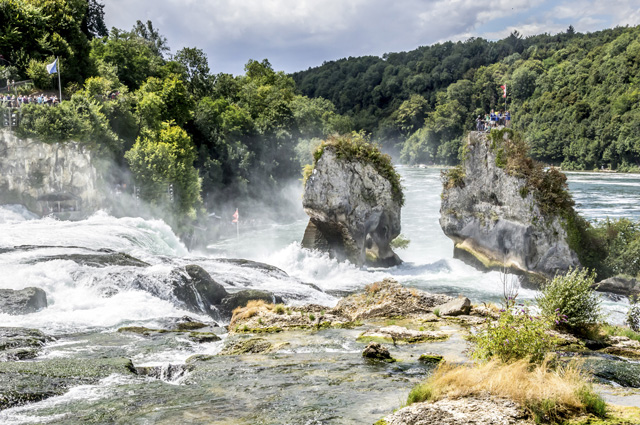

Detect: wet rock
[597,275,640,296]
[0,287,47,315]
[586,357,640,387]
[170,265,228,316]
[418,353,443,364]
[357,325,449,344]
[0,357,136,410]
[220,289,283,315]
[135,364,191,382]
[443,314,486,326]
[215,258,289,277]
[302,145,402,267]
[30,251,150,268]
[332,278,451,321]
[187,332,221,343]
[600,336,640,360]
[440,131,579,280]
[0,327,49,361]
[435,296,471,316]
[219,337,288,355]
[362,342,395,362]
[382,396,532,425]
[229,301,356,333]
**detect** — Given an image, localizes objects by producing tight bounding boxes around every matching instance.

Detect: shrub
[309,313,316,321]
[26,59,52,89]
[471,306,554,363]
[537,268,602,331]
[441,165,465,189]
[390,234,410,250]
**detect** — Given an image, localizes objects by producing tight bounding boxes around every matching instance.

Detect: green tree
[125,123,201,216]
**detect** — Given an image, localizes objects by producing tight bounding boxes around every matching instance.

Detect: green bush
[537,268,602,331]
[406,381,434,405]
[390,234,410,250]
[26,59,53,90]
[471,306,553,363]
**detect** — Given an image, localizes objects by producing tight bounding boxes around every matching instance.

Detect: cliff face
[0,129,104,215]
[440,131,579,279]
[302,147,402,267]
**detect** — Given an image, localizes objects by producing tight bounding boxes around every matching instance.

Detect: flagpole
[236,210,240,240]
[57,57,62,102]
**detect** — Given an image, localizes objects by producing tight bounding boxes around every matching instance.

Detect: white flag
[46,59,58,75]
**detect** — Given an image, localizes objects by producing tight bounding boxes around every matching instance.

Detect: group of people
[1,93,59,108]
[476,110,511,131]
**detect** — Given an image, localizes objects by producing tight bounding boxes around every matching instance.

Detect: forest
[294,25,640,171]
[1,0,639,226]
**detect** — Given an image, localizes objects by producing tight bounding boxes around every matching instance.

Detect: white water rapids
[0,168,638,336]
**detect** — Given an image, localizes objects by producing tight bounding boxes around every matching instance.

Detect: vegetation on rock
[308,132,404,205]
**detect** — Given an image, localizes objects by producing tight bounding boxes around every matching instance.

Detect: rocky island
[302,134,404,267]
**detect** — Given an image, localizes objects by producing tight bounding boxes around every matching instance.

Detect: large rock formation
[0,129,104,215]
[302,142,403,267]
[0,287,48,315]
[440,131,579,281]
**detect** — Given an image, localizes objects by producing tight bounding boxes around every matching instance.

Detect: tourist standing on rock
[505,111,511,127]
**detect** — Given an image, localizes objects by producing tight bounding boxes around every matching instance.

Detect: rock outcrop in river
[302,136,403,267]
[440,130,580,281]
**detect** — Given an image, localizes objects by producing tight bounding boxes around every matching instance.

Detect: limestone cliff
[440,131,579,280]
[0,128,104,216]
[302,138,403,267]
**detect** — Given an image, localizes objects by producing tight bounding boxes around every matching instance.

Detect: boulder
[597,275,640,296]
[0,287,47,315]
[435,296,471,316]
[302,144,402,267]
[220,289,283,316]
[0,327,49,361]
[170,265,228,316]
[440,131,579,281]
[332,278,451,321]
[418,353,443,363]
[361,342,395,362]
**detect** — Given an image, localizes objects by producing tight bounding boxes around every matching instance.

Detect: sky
[103,0,640,76]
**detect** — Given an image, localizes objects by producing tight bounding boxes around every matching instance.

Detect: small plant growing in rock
[390,234,410,250]
[537,268,602,332]
[257,318,263,325]
[309,313,316,321]
[433,308,440,317]
[627,295,640,332]
[274,304,285,315]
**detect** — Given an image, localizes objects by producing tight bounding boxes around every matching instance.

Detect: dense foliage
[294,26,640,170]
[1,0,355,220]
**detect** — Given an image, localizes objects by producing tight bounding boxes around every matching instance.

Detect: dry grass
[230,300,274,327]
[408,359,606,422]
[365,281,383,294]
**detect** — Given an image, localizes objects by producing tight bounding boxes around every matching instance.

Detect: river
[0,168,638,423]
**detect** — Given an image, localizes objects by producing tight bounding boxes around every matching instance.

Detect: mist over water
[0,168,637,337]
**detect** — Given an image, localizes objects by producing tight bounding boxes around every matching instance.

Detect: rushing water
[0,168,638,424]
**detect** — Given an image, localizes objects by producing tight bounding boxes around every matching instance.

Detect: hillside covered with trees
[293,25,640,171]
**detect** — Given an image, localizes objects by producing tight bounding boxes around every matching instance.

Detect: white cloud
[101,0,640,75]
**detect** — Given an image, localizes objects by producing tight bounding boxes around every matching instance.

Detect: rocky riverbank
[2,278,640,424]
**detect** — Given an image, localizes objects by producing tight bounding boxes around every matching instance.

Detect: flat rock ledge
[358,325,450,344]
[382,396,533,425]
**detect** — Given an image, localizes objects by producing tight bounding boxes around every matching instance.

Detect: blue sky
[103,0,640,75]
